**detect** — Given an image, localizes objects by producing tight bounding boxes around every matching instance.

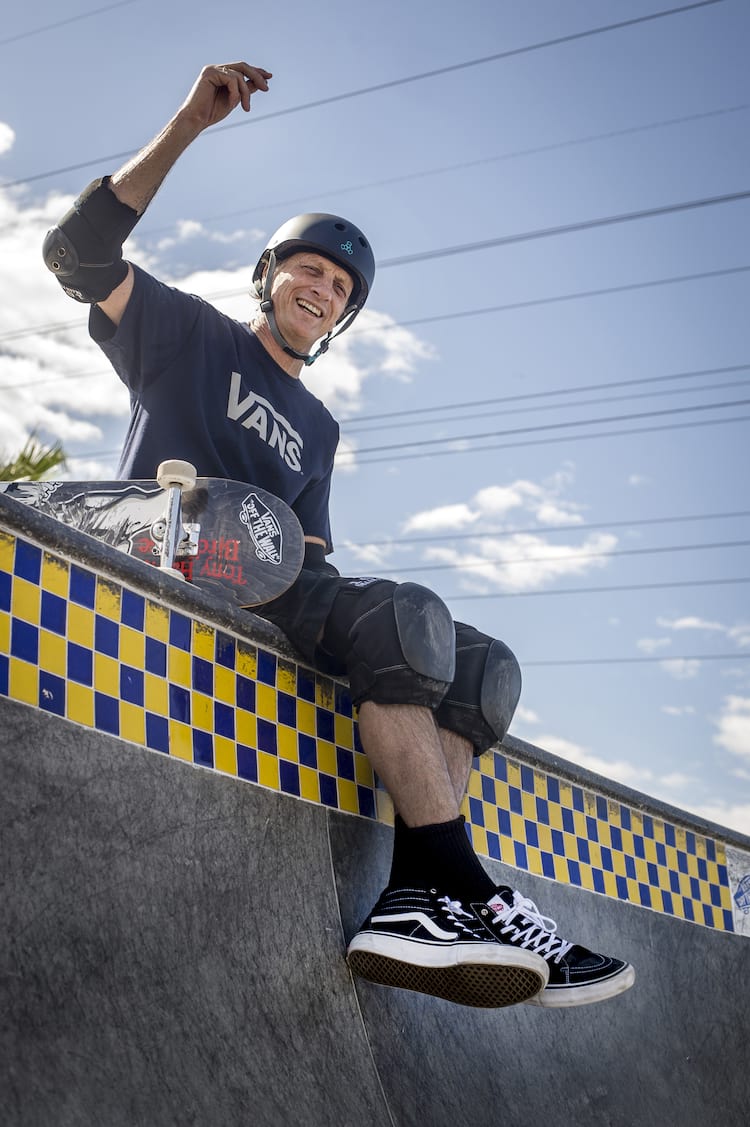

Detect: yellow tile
[12,577,40,624]
[533,772,547,798]
[665,846,678,873]
[144,673,168,715]
[0,531,15,571]
[493,781,510,813]
[95,579,121,619]
[278,725,298,762]
[583,792,598,818]
[579,865,597,893]
[553,855,569,883]
[277,661,297,694]
[42,554,69,596]
[120,703,145,745]
[94,653,119,697]
[612,852,628,878]
[335,713,354,750]
[537,824,553,853]
[483,804,499,834]
[507,762,521,789]
[120,626,145,669]
[633,858,650,884]
[258,751,280,790]
[192,693,213,732]
[68,604,94,647]
[510,812,526,843]
[521,792,536,820]
[215,736,237,776]
[467,771,484,800]
[606,800,622,826]
[687,854,700,879]
[525,845,543,877]
[299,766,320,804]
[316,678,334,710]
[67,683,94,727]
[145,600,170,642]
[354,754,374,789]
[168,647,191,688]
[256,683,277,722]
[236,710,257,747]
[192,621,215,660]
[236,643,257,678]
[338,778,360,815]
[39,630,66,676]
[573,810,588,837]
[214,666,235,705]
[652,820,667,844]
[9,659,38,705]
[621,830,635,857]
[470,825,489,859]
[169,721,192,762]
[559,781,573,810]
[644,838,658,864]
[317,741,337,778]
[602,871,619,899]
[297,700,316,736]
[0,611,9,655]
[675,827,687,851]
[548,802,564,831]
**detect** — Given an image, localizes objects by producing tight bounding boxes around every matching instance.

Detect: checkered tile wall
[0,528,740,933]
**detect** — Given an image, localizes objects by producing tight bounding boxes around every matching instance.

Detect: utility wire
[443,577,750,600]
[521,652,750,668]
[343,509,750,549]
[1,0,726,188]
[0,1,138,47]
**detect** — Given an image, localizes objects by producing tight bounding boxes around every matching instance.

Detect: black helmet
[253,213,375,313]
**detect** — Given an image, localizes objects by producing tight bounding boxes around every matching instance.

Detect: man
[44,61,635,1010]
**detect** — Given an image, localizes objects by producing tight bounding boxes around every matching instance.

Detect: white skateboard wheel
[156,459,197,490]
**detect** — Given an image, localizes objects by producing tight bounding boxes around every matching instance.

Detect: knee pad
[435,625,522,755]
[320,579,455,708]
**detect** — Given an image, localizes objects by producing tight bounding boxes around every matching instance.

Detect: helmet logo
[340,240,354,255]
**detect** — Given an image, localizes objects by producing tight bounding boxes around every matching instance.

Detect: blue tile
[94,692,119,736]
[0,654,8,695]
[297,668,316,702]
[593,869,606,894]
[514,842,528,870]
[336,746,355,782]
[145,713,169,753]
[615,875,629,900]
[257,649,277,685]
[610,826,623,853]
[601,846,614,872]
[702,904,714,927]
[656,842,667,867]
[168,684,190,723]
[498,808,512,836]
[68,642,93,686]
[568,860,582,886]
[542,852,556,879]
[633,835,646,860]
[469,796,484,827]
[669,871,681,894]
[353,724,364,754]
[706,839,717,863]
[280,760,300,797]
[546,775,559,804]
[192,729,213,768]
[596,796,608,822]
[486,833,502,862]
[215,632,236,668]
[481,774,495,805]
[215,702,235,740]
[643,815,655,839]
[638,884,652,908]
[14,541,41,584]
[69,566,96,608]
[686,831,697,855]
[11,620,38,663]
[277,691,297,728]
[39,671,65,716]
[525,819,539,848]
[192,656,213,695]
[571,786,585,813]
[508,786,523,815]
[357,785,376,820]
[316,707,335,743]
[298,733,317,769]
[577,838,591,865]
[677,851,689,875]
[258,718,277,755]
[520,765,534,793]
[237,744,258,782]
[237,675,256,713]
[169,612,191,651]
[120,665,144,707]
[690,877,700,900]
[698,858,708,881]
[625,856,636,880]
[586,816,599,842]
[647,862,659,885]
[493,754,508,782]
[0,571,11,612]
[664,823,676,847]
[620,806,632,831]
[722,909,734,931]
[551,829,564,855]
[535,796,549,825]
[682,899,695,923]
[145,637,167,676]
[710,884,724,908]
[94,615,119,658]
[335,683,353,717]
[562,808,575,834]
[40,591,66,635]
[120,589,145,630]
[319,774,338,808]
[662,892,674,915]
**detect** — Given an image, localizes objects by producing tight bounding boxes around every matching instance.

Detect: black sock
[388,815,496,902]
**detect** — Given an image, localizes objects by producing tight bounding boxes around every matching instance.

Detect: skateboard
[0,460,305,607]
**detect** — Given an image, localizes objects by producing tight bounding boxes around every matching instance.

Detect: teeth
[297,299,323,317]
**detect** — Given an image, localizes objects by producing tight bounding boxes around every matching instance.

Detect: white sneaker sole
[525,962,636,1008]
[347,931,549,1009]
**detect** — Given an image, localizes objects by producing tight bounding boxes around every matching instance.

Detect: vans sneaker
[488,887,636,1008]
[346,885,549,1008]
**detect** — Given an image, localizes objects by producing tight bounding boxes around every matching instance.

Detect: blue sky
[1,0,749,832]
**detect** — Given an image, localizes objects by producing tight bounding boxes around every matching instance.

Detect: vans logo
[239,492,283,566]
[227,372,303,472]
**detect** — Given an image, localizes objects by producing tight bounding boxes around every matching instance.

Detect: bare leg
[438,727,474,808]
[356,701,460,826]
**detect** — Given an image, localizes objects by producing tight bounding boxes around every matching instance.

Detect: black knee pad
[435,624,522,755]
[320,579,455,709]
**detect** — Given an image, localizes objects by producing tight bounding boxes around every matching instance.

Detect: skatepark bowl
[1,492,749,1127]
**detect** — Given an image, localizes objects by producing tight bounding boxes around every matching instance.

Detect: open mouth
[296,298,323,319]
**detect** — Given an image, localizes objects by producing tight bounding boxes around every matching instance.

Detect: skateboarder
[44,61,635,1009]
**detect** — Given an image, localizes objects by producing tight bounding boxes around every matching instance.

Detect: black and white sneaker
[346,886,549,1008]
[488,887,636,1008]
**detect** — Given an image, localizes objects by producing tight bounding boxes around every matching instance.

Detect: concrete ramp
[2,697,748,1127]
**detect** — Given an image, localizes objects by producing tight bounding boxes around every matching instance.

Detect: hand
[179,62,272,129]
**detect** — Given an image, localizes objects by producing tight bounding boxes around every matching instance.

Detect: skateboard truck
[155,460,198,579]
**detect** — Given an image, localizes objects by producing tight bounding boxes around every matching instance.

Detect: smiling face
[267,251,355,353]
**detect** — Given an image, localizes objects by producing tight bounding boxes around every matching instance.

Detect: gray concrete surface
[2,696,749,1127]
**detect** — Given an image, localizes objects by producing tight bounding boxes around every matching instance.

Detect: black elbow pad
[43,176,139,303]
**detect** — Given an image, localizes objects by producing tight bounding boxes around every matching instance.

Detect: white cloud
[637,637,672,654]
[402,503,479,533]
[659,659,702,680]
[538,734,650,787]
[627,474,648,486]
[657,615,725,633]
[0,122,15,155]
[661,705,696,716]
[713,696,750,761]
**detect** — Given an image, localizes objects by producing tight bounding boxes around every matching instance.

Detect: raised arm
[43,62,272,326]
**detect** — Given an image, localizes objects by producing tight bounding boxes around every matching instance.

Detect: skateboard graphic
[0,460,305,607]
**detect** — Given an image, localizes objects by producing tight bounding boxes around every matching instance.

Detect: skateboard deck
[0,475,305,607]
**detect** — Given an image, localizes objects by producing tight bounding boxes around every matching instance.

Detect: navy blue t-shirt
[91,265,339,549]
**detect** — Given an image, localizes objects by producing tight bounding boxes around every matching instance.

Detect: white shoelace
[491,890,573,963]
[437,896,478,934]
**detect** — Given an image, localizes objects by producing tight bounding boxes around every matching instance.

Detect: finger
[220,62,272,91]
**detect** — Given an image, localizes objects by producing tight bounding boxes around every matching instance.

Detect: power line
[343,509,750,549]
[337,397,750,459]
[371,539,750,577]
[443,577,750,600]
[0,0,138,47]
[521,652,750,668]
[1,1,725,190]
